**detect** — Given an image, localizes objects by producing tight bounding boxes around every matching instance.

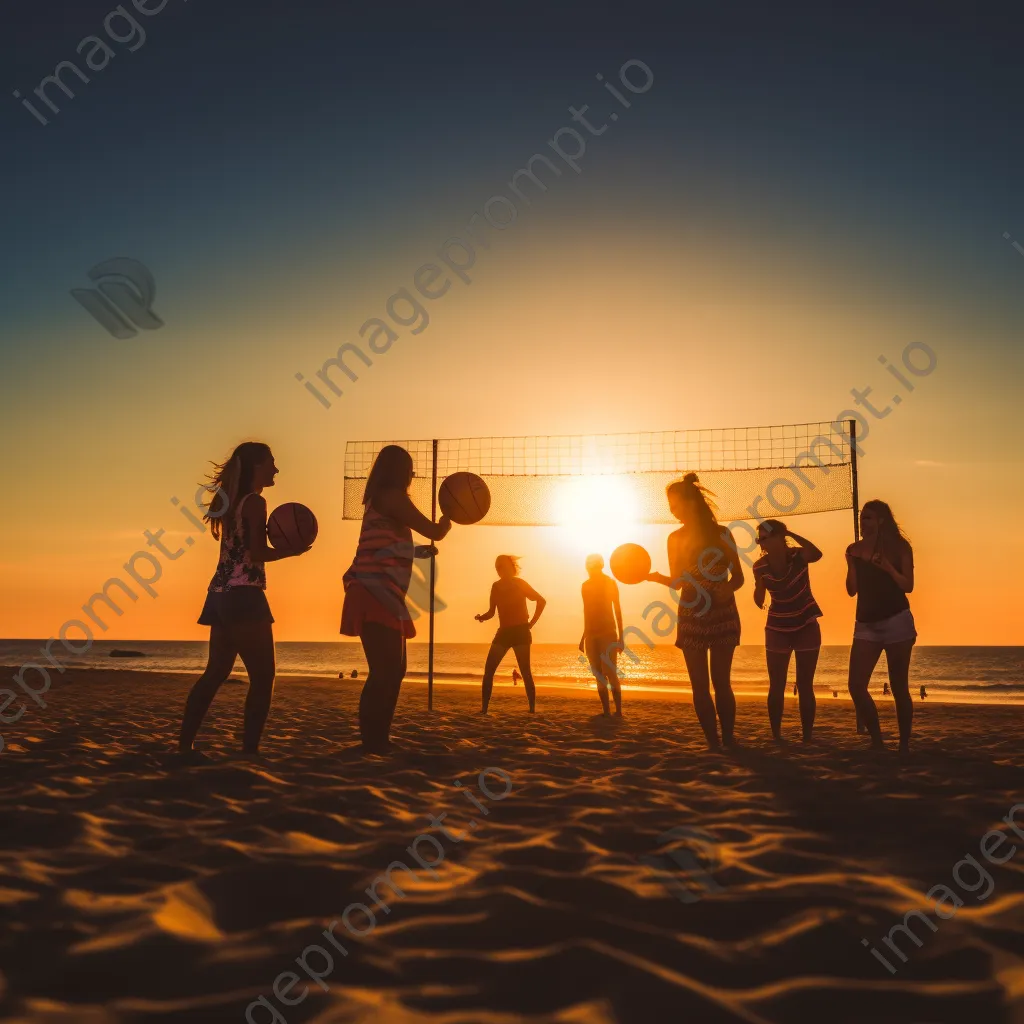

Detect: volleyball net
[343,420,858,526]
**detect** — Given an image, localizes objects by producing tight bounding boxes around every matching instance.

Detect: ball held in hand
[268,502,318,552]
[610,542,652,585]
[438,472,491,525]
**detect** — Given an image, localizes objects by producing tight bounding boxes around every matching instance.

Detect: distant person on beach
[179,442,311,758]
[883,680,890,696]
[341,445,451,754]
[753,519,823,743]
[475,555,546,714]
[646,473,744,749]
[351,670,358,679]
[512,669,521,686]
[579,553,624,717]
[846,499,917,753]
[920,685,927,700]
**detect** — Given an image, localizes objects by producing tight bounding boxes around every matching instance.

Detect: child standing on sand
[579,553,624,717]
[475,555,546,714]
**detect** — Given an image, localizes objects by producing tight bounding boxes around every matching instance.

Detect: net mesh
[343,421,855,525]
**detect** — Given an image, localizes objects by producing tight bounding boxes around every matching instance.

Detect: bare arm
[243,495,303,562]
[475,583,497,622]
[613,585,624,641]
[523,581,546,628]
[845,545,858,596]
[875,545,914,593]
[786,529,823,563]
[374,488,452,541]
[753,574,767,609]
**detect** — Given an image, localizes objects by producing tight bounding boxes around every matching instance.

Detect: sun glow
[553,475,641,555]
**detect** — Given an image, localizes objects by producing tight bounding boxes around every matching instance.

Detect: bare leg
[179,625,238,752]
[358,623,405,750]
[884,639,915,752]
[586,638,621,715]
[848,639,885,747]
[794,647,820,741]
[511,644,536,713]
[481,643,506,713]
[232,621,277,753]
[681,647,719,748]
[766,649,792,740]
[709,644,737,746]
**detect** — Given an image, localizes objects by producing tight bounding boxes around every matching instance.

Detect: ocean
[2,640,1023,704]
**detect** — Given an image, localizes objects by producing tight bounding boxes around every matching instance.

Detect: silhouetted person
[920,685,927,700]
[341,445,451,754]
[753,519,823,744]
[846,500,917,754]
[512,669,521,686]
[475,555,546,713]
[580,553,624,716]
[882,680,890,696]
[647,474,744,749]
[179,442,311,757]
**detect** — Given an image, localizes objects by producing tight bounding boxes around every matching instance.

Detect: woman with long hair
[178,441,310,757]
[341,445,451,754]
[753,519,823,743]
[846,499,916,753]
[646,473,745,749]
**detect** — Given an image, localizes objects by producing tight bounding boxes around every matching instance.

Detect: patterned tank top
[342,503,414,619]
[753,550,821,632]
[208,493,267,592]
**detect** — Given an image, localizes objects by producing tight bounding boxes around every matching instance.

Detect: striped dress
[672,527,742,650]
[341,504,416,638]
[753,550,822,634]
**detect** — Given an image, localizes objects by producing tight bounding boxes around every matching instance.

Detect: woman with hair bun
[646,473,745,749]
[179,441,311,758]
[845,499,917,753]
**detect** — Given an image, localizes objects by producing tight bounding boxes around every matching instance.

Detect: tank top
[342,503,414,619]
[753,551,822,632]
[854,555,910,622]
[208,493,266,591]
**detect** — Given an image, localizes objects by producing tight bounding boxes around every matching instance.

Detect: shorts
[492,623,532,652]
[853,608,917,645]
[766,619,821,654]
[198,587,274,627]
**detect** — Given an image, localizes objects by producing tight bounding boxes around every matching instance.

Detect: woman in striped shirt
[341,445,451,753]
[752,519,823,743]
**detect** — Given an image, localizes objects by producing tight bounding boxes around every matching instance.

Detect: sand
[1,666,1023,1024]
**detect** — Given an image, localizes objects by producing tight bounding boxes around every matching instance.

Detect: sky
[2,0,1023,646]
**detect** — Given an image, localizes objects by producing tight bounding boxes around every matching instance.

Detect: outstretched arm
[375,488,452,542]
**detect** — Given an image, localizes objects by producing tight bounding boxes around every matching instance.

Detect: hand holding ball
[438,472,491,525]
[267,502,318,554]
[610,543,652,585]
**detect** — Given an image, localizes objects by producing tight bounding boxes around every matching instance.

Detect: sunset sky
[2,2,1023,646]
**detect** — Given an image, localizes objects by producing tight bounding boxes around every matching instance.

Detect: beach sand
[1,667,1023,1023]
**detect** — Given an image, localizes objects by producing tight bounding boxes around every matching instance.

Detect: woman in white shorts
[845,500,917,753]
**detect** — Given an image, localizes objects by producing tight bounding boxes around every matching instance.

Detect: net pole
[849,418,860,541]
[428,439,438,712]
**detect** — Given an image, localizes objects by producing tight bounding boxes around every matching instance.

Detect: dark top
[853,556,910,622]
[753,550,822,632]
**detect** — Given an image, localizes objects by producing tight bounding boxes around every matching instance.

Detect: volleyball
[438,472,491,525]
[267,502,318,552]
[610,542,652,585]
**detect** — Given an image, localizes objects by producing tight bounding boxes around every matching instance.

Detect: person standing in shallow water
[341,445,451,754]
[753,519,823,743]
[646,473,744,749]
[179,441,311,758]
[845,499,917,753]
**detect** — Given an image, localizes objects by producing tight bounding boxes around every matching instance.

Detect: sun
[553,475,641,555]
